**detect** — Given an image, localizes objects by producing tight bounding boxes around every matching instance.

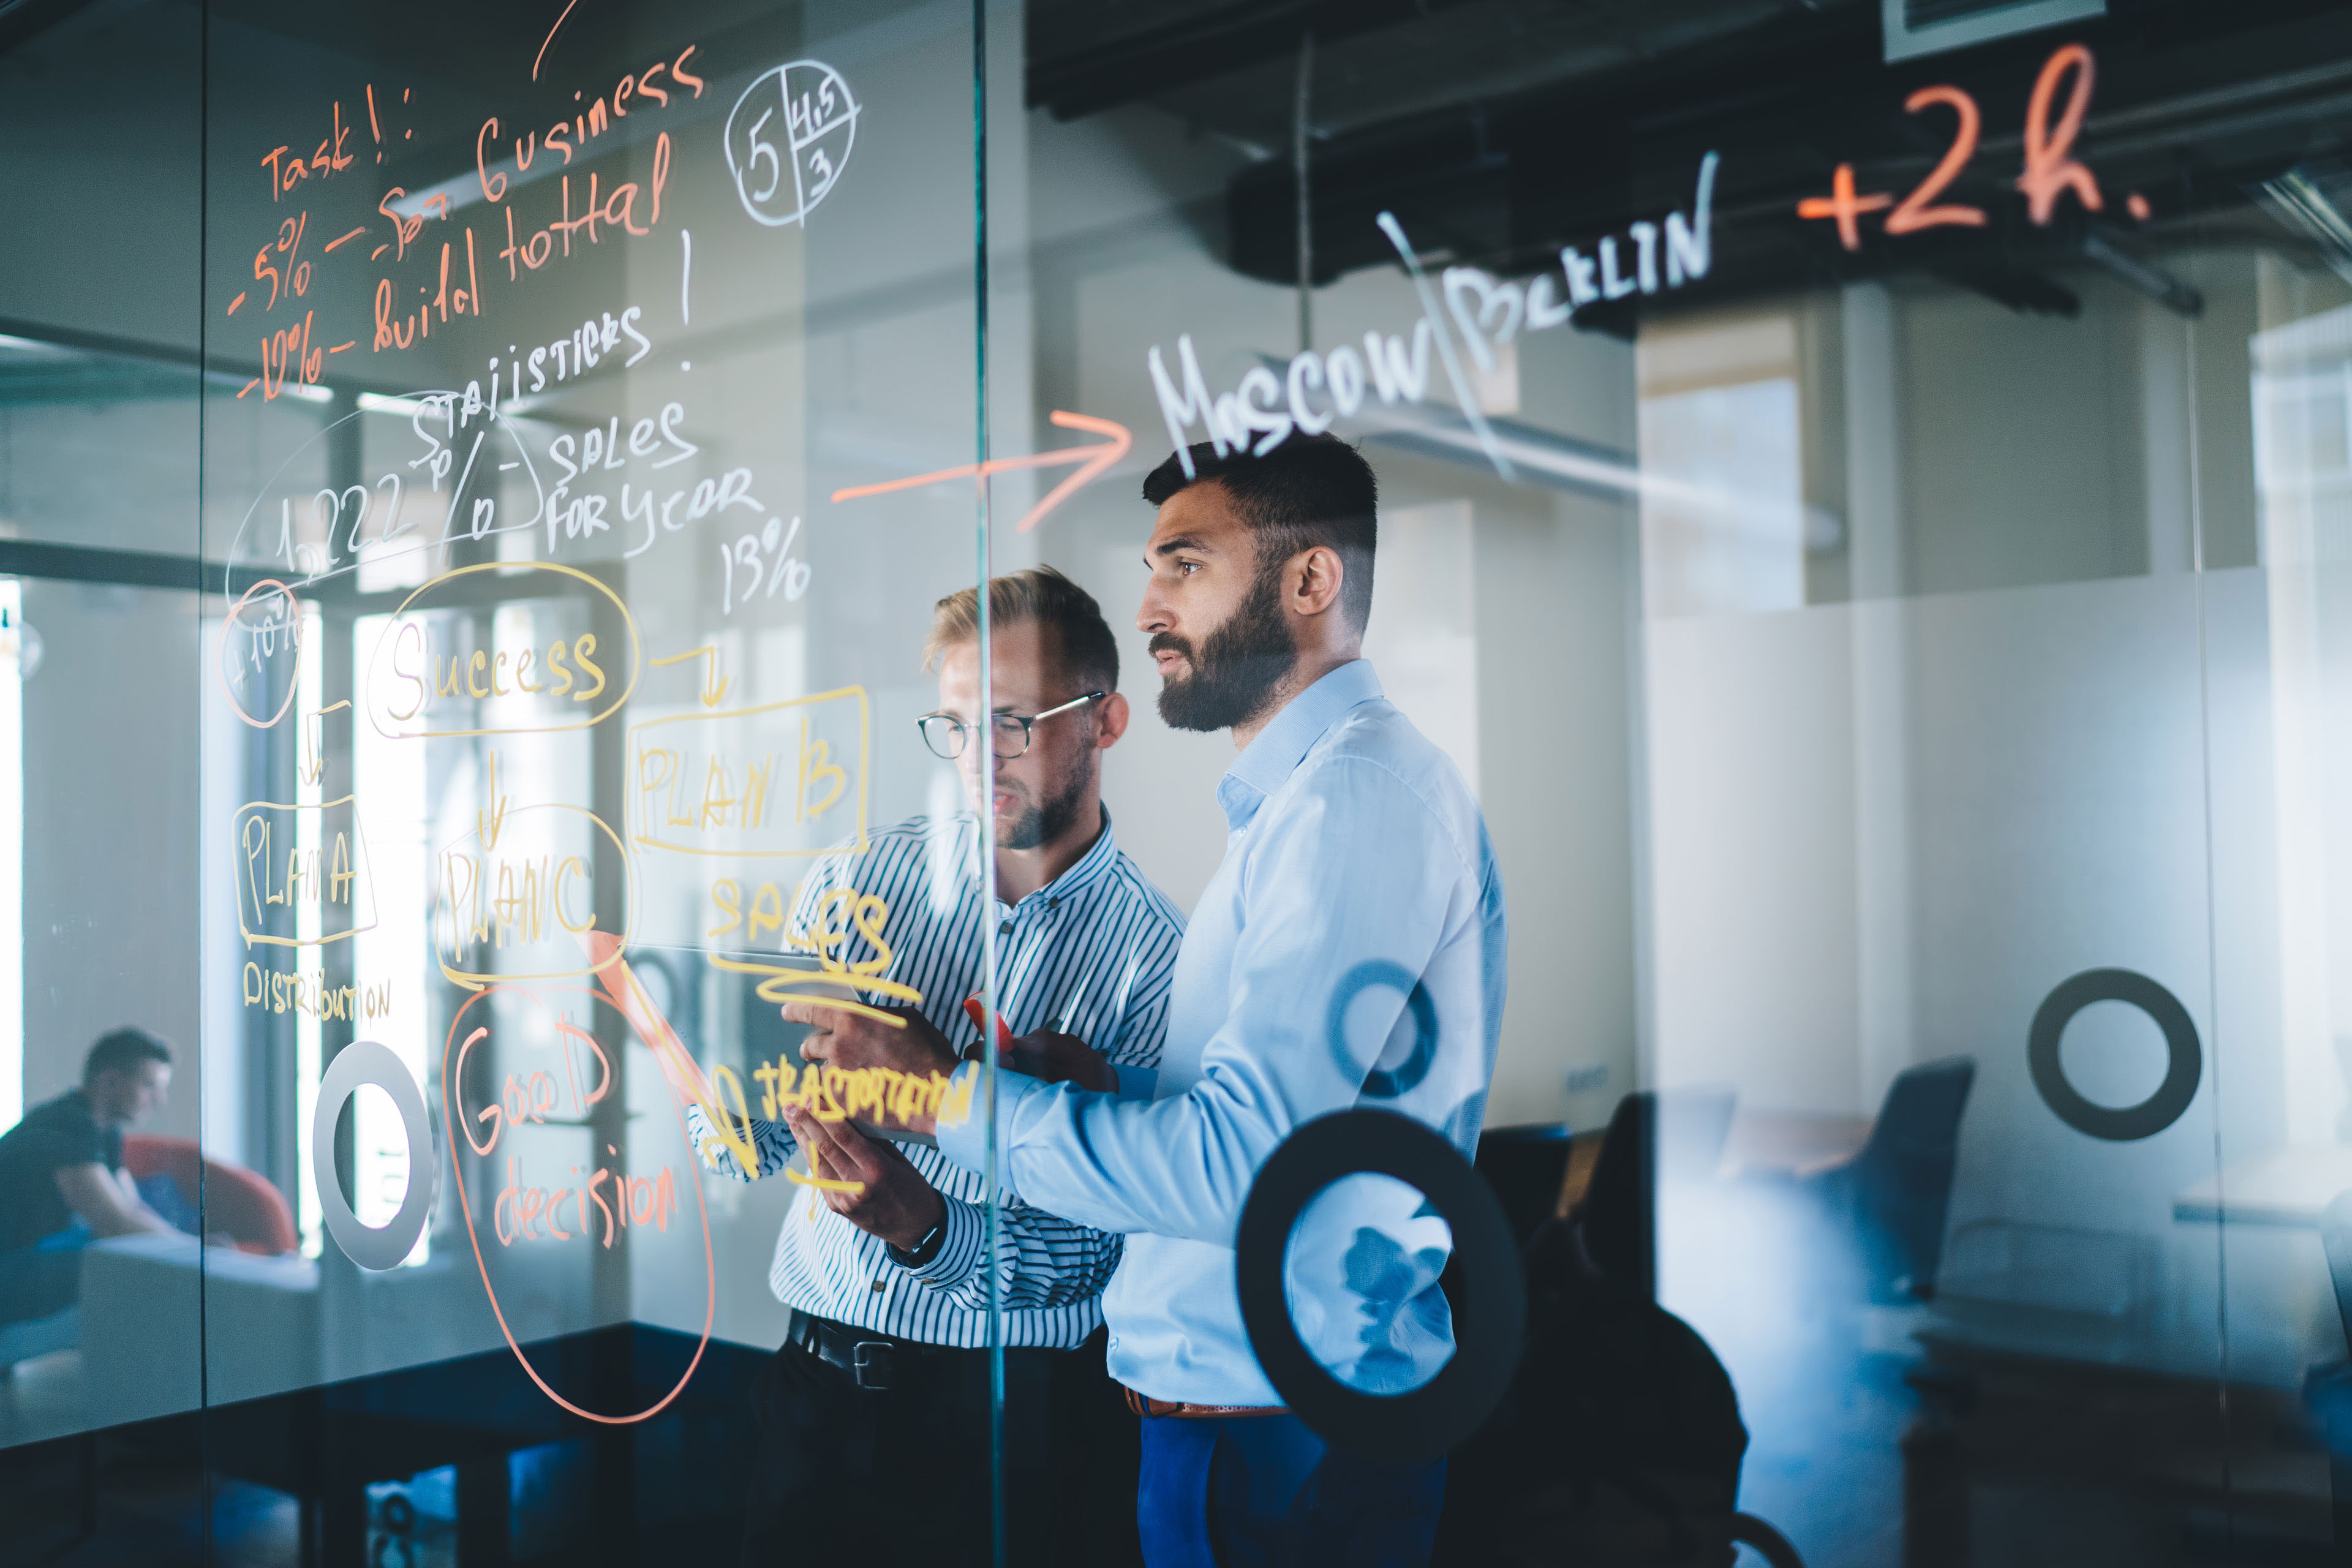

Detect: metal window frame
[1883,0,2106,64]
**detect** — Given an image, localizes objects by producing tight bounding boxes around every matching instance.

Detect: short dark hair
[1141,434,1379,631]
[924,565,1120,696]
[84,1027,172,1085]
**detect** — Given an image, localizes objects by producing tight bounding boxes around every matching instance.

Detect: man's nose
[1136,587,1169,635]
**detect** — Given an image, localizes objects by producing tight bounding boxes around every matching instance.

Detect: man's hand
[785,1104,948,1255]
[785,1000,960,1082]
[1005,1030,1118,1093]
[786,1001,962,1137]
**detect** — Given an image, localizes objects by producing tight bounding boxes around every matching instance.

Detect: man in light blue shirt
[804,434,1507,1566]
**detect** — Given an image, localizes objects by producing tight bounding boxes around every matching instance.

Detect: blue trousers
[1136,1412,1445,1568]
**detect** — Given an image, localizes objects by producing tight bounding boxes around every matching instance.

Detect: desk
[1556,1131,1607,1215]
[1905,1333,2331,1561]
[1554,1109,1872,1213]
[2170,1145,2352,1227]
[1719,1110,1872,1178]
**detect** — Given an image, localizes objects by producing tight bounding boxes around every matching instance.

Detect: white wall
[17,579,204,1141]
[1635,265,2335,1383]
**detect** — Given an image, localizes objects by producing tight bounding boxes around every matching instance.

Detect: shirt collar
[1218,660,1385,831]
[991,805,1122,913]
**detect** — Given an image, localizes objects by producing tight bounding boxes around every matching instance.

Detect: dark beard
[1154,565,1295,733]
[998,763,1090,851]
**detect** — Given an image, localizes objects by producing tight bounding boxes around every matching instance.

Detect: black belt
[788,1311,944,1392]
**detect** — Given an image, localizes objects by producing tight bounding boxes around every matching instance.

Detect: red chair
[121,1135,298,1256]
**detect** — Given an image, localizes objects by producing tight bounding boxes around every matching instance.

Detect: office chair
[1437,1091,1806,1568]
[123,1135,298,1254]
[1476,1123,1576,1248]
[1801,1059,1976,1305]
[1573,1089,1738,1303]
[1731,1512,1806,1567]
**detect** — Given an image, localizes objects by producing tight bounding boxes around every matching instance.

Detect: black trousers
[740,1319,1142,1568]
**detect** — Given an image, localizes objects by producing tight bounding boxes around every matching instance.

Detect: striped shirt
[689,810,1184,1349]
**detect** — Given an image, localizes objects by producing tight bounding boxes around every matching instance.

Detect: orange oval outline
[217,579,306,728]
[441,983,715,1425]
[365,560,643,739]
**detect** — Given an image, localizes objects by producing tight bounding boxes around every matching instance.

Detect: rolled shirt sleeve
[683,1105,796,1180]
[899,1191,1126,1311]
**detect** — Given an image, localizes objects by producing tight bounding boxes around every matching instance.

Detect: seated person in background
[677,566,1186,1568]
[0,1028,181,1324]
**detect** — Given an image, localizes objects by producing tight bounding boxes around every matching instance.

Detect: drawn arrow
[651,645,729,708]
[576,930,769,1185]
[829,410,1133,533]
[477,748,509,851]
[300,699,351,787]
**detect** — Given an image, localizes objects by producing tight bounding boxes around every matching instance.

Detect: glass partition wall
[10,0,2352,1564]
[8,0,1005,1560]
[1,0,213,1553]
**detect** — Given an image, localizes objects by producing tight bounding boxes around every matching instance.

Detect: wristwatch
[891,1213,946,1268]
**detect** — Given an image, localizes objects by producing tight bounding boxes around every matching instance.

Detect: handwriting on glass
[1797,43,2142,251]
[725,60,859,227]
[746,1056,973,1131]
[1146,151,1719,470]
[241,963,392,1021]
[232,50,703,400]
[452,1011,679,1247]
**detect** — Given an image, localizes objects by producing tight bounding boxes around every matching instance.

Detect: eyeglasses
[916,691,1106,761]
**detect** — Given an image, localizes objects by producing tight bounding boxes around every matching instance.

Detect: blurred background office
[9,0,2352,1564]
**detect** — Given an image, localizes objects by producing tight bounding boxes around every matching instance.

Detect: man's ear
[1287,545,1346,620]
[1096,691,1131,749]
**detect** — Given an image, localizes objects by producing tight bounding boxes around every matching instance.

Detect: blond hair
[923,565,1118,693]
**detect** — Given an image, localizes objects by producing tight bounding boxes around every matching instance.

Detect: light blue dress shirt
[937,659,1508,1404]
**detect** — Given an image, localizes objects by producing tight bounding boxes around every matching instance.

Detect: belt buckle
[852,1341,893,1391]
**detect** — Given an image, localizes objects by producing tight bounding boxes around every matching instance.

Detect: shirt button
[870,1279,886,1292]
[1107,1336,1119,1349]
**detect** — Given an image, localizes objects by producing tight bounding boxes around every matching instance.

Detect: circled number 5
[743,108,783,206]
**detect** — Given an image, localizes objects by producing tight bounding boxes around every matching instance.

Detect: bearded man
[793,434,1509,1567]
